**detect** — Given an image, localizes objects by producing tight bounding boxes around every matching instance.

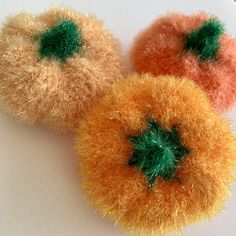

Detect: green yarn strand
[184,18,224,61]
[128,119,189,188]
[39,19,84,61]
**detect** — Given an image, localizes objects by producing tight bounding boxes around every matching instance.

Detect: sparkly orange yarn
[130,12,236,112]
[76,74,236,235]
[0,6,123,132]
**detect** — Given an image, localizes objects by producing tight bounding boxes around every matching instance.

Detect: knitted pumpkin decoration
[76,73,236,235]
[0,6,123,132]
[130,12,236,112]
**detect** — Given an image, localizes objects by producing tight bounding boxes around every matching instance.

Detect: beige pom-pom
[0,6,123,132]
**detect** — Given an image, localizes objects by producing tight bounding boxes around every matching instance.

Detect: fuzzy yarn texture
[0,6,123,132]
[39,19,84,61]
[184,18,224,61]
[76,74,236,235]
[130,12,236,112]
[128,118,189,188]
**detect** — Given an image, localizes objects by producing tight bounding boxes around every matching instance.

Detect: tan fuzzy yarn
[0,6,123,132]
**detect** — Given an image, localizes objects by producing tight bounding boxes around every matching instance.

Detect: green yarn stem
[128,119,189,188]
[184,18,224,61]
[38,19,84,61]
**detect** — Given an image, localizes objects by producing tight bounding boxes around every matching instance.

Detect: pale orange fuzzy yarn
[130,12,236,112]
[0,6,123,132]
[76,74,236,235]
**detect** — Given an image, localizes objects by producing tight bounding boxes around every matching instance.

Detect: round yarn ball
[130,12,236,112]
[76,73,236,235]
[0,6,123,132]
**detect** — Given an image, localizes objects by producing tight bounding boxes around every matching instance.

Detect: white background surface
[0,1,236,236]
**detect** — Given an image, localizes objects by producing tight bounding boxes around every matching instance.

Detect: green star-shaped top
[184,18,224,61]
[128,119,189,188]
[38,19,84,61]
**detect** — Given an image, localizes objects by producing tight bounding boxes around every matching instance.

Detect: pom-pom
[130,12,236,112]
[76,73,236,235]
[0,6,123,132]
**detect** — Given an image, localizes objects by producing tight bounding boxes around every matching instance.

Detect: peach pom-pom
[0,6,123,132]
[76,73,236,235]
[130,12,236,112]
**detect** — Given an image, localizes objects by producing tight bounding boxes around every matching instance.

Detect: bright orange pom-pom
[76,74,236,235]
[130,12,236,112]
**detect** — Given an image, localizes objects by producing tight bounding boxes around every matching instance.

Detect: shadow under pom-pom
[39,19,84,61]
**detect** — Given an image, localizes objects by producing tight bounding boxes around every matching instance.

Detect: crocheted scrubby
[130,12,236,112]
[76,74,236,235]
[0,6,123,132]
